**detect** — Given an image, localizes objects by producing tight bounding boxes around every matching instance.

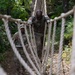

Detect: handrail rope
[17,21,41,75]
[0,7,74,25]
[0,14,27,24]
[70,6,75,75]
[41,0,44,14]
[44,0,47,16]
[0,3,74,75]
[50,9,73,22]
[0,8,73,24]
[31,0,41,65]
[42,0,48,61]
[24,25,41,72]
[31,27,38,55]
[49,17,57,75]
[57,13,66,75]
[2,17,36,75]
[32,0,37,16]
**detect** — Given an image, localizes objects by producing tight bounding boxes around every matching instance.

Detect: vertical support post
[70,6,75,75]
[57,13,65,75]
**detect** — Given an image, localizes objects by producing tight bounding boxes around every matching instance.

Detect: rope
[31,0,42,65]
[0,14,27,24]
[41,0,48,61]
[0,1,75,74]
[32,0,37,16]
[28,25,41,65]
[2,16,36,75]
[41,0,48,63]
[42,21,52,73]
[44,0,47,15]
[17,21,41,75]
[24,25,41,72]
[42,23,48,59]
[49,17,57,75]
[57,13,66,75]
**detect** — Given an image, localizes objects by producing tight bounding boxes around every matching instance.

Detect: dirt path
[0,49,18,75]
[0,49,70,75]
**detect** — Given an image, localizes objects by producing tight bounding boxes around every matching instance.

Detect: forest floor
[0,49,18,75]
[0,49,70,75]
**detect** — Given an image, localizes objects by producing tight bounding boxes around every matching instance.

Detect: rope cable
[57,13,66,75]
[17,21,41,75]
[2,17,36,75]
[24,24,41,72]
[49,18,57,75]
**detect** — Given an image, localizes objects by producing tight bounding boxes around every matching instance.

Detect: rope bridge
[0,0,75,75]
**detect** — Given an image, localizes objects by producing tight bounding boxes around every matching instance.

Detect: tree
[62,0,70,12]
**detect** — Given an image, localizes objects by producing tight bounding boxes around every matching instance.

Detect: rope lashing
[57,13,66,75]
[49,17,57,75]
[2,15,36,75]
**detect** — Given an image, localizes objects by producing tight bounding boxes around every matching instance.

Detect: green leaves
[64,18,73,39]
[0,0,32,53]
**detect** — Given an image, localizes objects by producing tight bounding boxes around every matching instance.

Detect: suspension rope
[24,25,41,72]
[49,17,57,75]
[28,25,41,65]
[31,0,41,66]
[42,21,52,73]
[17,21,41,75]
[42,0,49,61]
[32,0,37,16]
[0,1,75,74]
[42,23,48,59]
[44,0,47,16]
[2,16,36,75]
[57,13,66,75]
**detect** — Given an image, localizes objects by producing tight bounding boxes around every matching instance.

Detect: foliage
[62,45,72,64]
[0,0,32,53]
[47,0,75,18]
[0,0,74,60]
[0,21,9,53]
[64,17,73,39]
[0,53,6,61]
[11,0,31,20]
